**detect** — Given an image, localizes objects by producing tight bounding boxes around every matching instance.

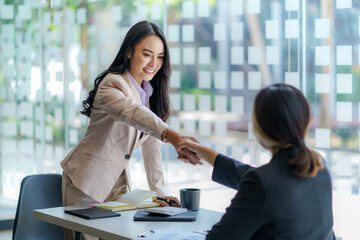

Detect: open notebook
[92,189,160,212]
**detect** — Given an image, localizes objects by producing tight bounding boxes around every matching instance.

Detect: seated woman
[178,83,335,240]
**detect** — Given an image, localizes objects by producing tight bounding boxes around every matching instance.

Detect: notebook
[133,209,197,222]
[144,207,188,216]
[65,207,120,220]
[92,189,160,212]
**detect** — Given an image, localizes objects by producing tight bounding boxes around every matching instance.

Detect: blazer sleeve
[141,135,166,196]
[95,74,168,140]
[212,154,252,190]
[206,170,266,240]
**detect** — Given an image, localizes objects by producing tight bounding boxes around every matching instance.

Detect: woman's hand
[165,129,202,165]
[153,196,181,207]
[176,138,218,166]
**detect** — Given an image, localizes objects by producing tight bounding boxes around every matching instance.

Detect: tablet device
[134,209,197,222]
[65,207,120,220]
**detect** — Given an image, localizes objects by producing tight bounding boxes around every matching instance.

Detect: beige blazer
[61,72,169,202]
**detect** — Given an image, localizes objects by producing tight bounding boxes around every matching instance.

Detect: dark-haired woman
[61,21,199,240]
[178,83,335,240]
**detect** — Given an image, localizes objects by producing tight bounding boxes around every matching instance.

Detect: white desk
[34,206,223,240]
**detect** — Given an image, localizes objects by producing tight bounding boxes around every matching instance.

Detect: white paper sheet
[315,128,330,148]
[265,20,279,39]
[198,47,211,65]
[215,95,227,113]
[170,70,181,88]
[285,72,300,89]
[198,71,211,89]
[66,9,75,24]
[285,19,299,39]
[77,8,87,24]
[1,5,14,20]
[182,24,195,42]
[168,25,179,42]
[169,116,180,132]
[170,93,181,111]
[170,48,181,65]
[183,119,195,134]
[336,45,352,65]
[248,71,261,90]
[215,121,227,137]
[55,108,63,122]
[137,5,147,20]
[45,126,53,141]
[183,47,195,65]
[198,0,210,17]
[21,121,33,138]
[53,12,62,25]
[315,46,330,66]
[2,122,16,137]
[3,43,15,58]
[199,120,211,136]
[230,0,243,15]
[183,1,195,18]
[1,24,15,41]
[214,23,226,41]
[336,0,352,9]
[151,3,161,20]
[20,139,33,155]
[69,129,79,145]
[266,46,279,64]
[112,6,122,22]
[285,0,299,11]
[315,73,330,93]
[18,5,31,20]
[20,102,33,118]
[214,71,227,89]
[1,102,16,117]
[231,46,244,65]
[199,95,211,111]
[315,18,330,38]
[231,71,244,90]
[248,46,261,65]
[337,102,352,122]
[337,74,352,94]
[183,94,195,111]
[247,0,260,14]
[231,22,243,40]
[231,96,244,114]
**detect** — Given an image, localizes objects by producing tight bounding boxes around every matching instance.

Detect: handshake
[164,128,218,166]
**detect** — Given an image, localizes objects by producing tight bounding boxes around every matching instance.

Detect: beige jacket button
[125,154,130,159]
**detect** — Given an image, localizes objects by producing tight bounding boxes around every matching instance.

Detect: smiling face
[127,35,165,86]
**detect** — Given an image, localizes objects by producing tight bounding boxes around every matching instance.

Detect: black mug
[180,188,200,211]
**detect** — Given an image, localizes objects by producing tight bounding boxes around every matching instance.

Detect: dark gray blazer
[206,146,335,240]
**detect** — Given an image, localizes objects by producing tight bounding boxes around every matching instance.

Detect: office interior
[0,0,359,239]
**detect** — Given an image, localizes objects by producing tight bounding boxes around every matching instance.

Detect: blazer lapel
[121,72,142,147]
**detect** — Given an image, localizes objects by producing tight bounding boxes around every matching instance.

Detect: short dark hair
[253,83,323,177]
[81,21,171,122]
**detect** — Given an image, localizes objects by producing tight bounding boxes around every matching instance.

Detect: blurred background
[0,0,359,239]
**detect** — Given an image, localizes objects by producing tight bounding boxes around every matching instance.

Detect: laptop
[133,209,197,222]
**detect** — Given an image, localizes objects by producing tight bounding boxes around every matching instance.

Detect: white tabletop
[34,206,223,240]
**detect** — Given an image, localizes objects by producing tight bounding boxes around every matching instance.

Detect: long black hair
[253,83,323,177]
[81,21,171,122]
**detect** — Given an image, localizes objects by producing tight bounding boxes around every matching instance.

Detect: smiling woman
[60,21,200,240]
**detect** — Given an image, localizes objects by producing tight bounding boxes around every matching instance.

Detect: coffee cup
[180,188,200,211]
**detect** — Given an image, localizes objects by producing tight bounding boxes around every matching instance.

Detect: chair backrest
[12,174,64,240]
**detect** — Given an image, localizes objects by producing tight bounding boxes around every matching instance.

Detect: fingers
[165,196,181,207]
[153,199,169,207]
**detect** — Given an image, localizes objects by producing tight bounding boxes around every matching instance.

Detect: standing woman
[178,83,335,240]
[61,21,199,240]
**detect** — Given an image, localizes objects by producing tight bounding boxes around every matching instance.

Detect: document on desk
[134,229,206,240]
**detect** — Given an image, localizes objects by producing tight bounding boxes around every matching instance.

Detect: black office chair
[12,174,64,240]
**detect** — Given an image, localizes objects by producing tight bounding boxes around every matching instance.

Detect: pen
[155,197,178,205]
[138,230,155,237]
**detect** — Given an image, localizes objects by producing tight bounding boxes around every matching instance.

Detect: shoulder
[99,73,132,94]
